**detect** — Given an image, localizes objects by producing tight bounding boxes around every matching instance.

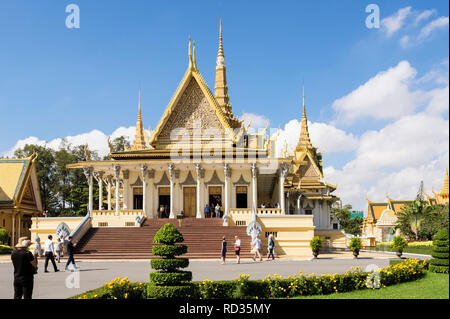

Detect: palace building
[362,169,449,244]
[31,23,345,257]
[0,155,42,246]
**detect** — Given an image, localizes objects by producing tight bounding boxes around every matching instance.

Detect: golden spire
[130,90,147,150]
[295,85,313,150]
[439,168,449,195]
[214,18,231,114]
[193,40,197,70]
[188,36,193,69]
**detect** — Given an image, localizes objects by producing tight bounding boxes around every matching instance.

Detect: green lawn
[294,272,449,299]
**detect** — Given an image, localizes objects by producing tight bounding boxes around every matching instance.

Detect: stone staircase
[74,218,253,259]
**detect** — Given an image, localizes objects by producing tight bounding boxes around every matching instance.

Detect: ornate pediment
[157,78,225,141]
[205,171,224,185]
[180,171,196,186]
[154,172,171,186]
[130,176,143,187]
[233,174,250,186]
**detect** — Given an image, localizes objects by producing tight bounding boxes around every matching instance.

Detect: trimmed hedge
[429,229,449,274]
[148,223,192,299]
[150,258,189,271]
[72,258,428,299]
[153,224,184,245]
[147,284,196,299]
[149,271,192,286]
[152,245,187,257]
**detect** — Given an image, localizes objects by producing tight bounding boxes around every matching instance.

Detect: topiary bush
[0,244,13,255]
[310,236,322,258]
[429,229,449,274]
[348,237,362,259]
[148,223,194,298]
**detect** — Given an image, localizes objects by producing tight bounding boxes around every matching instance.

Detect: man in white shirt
[252,237,262,262]
[44,235,59,273]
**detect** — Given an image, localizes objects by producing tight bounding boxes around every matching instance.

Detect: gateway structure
[36,24,344,256]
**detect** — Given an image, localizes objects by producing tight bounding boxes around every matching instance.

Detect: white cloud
[241,112,269,129]
[2,127,141,158]
[418,16,449,40]
[425,86,449,114]
[332,61,423,123]
[381,6,412,37]
[325,113,449,210]
[275,119,358,156]
[414,9,436,25]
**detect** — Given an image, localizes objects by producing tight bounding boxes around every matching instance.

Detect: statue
[83,144,91,161]
[107,136,114,153]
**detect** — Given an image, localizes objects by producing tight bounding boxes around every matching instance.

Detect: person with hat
[11,237,37,299]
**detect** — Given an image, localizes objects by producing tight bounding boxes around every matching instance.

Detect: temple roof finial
[130,89,147,150]
[188,36,193,69]
[296,85,313,151]
[192,40,197,70]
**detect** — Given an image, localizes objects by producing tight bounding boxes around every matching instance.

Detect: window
[333,223,339,230]
[305,209,312,215]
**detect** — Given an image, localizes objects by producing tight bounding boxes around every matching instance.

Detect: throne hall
[31,22,345,257]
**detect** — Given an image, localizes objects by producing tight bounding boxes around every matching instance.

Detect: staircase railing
[70,212,92,243]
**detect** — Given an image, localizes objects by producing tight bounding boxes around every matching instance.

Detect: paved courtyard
[0,252,400,299]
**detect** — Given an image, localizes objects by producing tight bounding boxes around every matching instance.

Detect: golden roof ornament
[295,85,313,151]
[130,90,148,151]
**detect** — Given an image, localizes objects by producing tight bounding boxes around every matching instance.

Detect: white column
[195,164,202,218]
[83,166,94,215]
[107,177,112,211]
[168,164,175,218]
[224,164,231,217]
[318,199,323,229]
[279,165,288,214]
[140,164,147,217]
[148,169,155,218]
[114,165,121,216]
[97,172,104,210]
[297,193,301,214]
[122,170,129,210]
[251,163,258,214]
[286,192,290,214]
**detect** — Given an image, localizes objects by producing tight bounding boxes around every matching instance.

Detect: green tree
[330,204,363,236]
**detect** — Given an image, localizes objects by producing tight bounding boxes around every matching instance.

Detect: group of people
[10,235,79,299]
[259,203,280,209]
[204,203,223,218]
[220,234,276,264]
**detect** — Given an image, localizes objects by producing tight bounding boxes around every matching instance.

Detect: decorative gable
[156,77,225,144]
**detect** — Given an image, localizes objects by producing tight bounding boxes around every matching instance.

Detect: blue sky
[0,0,448,210]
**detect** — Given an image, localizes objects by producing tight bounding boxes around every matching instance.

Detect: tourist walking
[65,236,78,271]
[221,236,227,264]
[215,203,221,218]
[11,237,37,299]
[234,236,241,264]
[267,234,276,260]
[33,236,43,257]
[252,236,262,262]
[55,235,64,263]
[43,235,59,273]
[204,204,210,218]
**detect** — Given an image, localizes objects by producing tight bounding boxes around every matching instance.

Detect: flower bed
[70,258,428,299]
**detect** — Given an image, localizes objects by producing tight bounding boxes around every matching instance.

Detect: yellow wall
[30,217,84,249]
